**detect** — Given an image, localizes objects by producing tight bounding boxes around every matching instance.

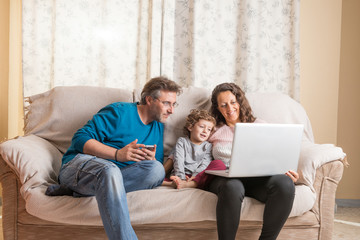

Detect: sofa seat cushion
[17,188,319,230]
[23,184,314,226]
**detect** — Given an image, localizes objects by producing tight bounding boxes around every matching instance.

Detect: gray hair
[140,76,182,105]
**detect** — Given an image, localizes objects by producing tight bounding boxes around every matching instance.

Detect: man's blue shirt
[62,102,164,168]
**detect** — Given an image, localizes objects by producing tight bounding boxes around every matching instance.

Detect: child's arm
[172,138,187,180]
[194,142,213,175]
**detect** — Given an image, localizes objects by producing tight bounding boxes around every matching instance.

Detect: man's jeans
[58,154,165,240]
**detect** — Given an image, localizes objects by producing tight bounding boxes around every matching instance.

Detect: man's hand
[116,139,156,162]
[141,145,157,160]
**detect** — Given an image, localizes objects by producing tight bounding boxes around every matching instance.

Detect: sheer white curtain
[22,0,164,97]
[23,0,300,100]
[161,0,300,100]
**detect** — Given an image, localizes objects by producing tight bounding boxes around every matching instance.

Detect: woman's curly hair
[210,83,256,125]
[183,109,216,137]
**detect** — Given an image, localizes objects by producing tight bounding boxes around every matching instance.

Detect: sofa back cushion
[134,86,212,156]
[247,93,314,142]
[136,87,314,156]
[24,86,133,153]
[24,85,314,157]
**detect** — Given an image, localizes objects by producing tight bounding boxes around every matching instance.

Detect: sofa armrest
[311,159,344,240]
[0,155,19,240]
[0,135,63,198]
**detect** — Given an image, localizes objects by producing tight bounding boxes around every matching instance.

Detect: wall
[0,0,10,203]
[300,0,342,145]
[336,0,360,200]
[8,0,23,139]
[0,0,22,142]
[300,0,360,200]
[0,0,10,142]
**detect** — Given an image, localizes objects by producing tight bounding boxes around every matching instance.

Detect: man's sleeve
[72,104,119,153]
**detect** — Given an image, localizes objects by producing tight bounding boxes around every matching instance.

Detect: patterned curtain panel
[22,0,163,97]
[161,0,300,100]
[23,0,300,100]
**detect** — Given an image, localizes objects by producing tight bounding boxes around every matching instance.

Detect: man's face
[149,90,177,123]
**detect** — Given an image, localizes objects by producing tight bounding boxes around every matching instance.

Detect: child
[163,109,226,189]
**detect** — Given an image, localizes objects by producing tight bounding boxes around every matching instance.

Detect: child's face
[188,119,214,145]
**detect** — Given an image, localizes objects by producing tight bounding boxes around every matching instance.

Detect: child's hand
[186,176,195,182]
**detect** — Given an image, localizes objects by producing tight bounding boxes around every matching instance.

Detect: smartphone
[144,145,155,151]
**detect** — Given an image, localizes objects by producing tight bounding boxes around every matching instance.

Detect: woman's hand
[285,170,299,183]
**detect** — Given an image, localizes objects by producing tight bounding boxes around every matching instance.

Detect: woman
[207,83,299,240]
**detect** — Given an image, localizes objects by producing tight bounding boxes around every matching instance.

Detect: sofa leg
[318,177,339,240]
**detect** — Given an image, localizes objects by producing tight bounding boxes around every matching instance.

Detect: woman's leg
[244,175,295,240]
[207,176,245,240]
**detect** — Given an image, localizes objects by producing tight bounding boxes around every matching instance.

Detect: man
[56,76,182,240]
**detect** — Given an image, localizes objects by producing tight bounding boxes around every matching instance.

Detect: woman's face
[216,91,240,127]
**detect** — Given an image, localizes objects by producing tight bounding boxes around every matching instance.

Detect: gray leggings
[207,174,295,240]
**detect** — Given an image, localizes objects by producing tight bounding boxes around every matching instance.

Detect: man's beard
[156,113,170,123]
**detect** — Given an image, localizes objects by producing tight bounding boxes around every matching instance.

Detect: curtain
[22,0,164,97]
[161,0,300,100]
[23,0,300,100]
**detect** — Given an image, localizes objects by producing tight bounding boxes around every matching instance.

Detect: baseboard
[336,199,360,207]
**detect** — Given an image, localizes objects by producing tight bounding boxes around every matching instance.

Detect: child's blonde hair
[183,109,216,137]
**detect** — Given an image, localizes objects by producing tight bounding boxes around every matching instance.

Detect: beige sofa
[0,86,347,240]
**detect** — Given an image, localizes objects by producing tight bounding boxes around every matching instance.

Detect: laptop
[205,123,304,177]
